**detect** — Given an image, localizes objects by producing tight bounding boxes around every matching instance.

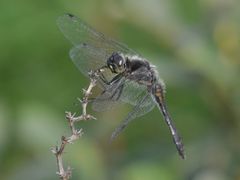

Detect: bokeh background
[1,0,240,179]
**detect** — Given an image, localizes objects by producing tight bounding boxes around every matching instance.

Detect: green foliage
[0,0,240,179]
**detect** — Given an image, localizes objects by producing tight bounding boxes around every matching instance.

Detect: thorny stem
[51,70,99,180]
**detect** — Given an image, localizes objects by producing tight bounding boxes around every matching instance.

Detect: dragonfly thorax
[107,52,126,74]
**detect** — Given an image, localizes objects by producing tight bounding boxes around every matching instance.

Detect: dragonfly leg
[115,83,124,100]
[94,66,123,86]
[94,66,111,85]
[106,83,124,101]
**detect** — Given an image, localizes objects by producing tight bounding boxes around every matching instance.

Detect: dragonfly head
[107,52,126,74]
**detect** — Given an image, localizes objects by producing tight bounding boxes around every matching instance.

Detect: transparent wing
[92,76,125,111]
[57,13,139,56]
[58,14,149,108]
[111,92,156,140]
[120,79,149,106]
[58,13,141,85]
[70,44,113,79]
[92,76,153,111]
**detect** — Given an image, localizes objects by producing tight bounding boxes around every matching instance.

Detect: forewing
[70,44,113,79]
[58,13,142,87]
[57,13,138,55]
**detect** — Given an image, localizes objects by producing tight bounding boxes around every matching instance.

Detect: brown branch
[51,70,99,180]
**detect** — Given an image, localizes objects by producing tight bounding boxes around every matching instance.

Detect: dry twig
[51,70,99,180]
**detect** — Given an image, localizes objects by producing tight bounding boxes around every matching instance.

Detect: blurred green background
[1,0,240,179]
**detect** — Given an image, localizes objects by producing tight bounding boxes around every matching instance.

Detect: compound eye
[118,59,123,66]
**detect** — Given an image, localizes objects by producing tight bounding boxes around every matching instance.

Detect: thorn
[86,114,97,120]
[82,88,86,93]
[50,146,57,154]
[77,128,84,136]
[77,97,83,103]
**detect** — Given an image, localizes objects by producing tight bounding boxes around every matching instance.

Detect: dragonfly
[57,13,185,159]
